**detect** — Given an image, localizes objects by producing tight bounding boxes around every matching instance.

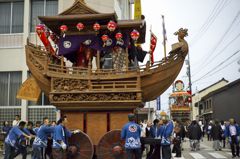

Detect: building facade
[0,0,131,127]
[199,78,240,123]
[192,78,228,120]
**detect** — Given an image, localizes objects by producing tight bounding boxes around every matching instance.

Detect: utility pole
[186,53,193,120]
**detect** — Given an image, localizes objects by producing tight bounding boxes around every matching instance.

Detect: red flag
[149,32,157,65]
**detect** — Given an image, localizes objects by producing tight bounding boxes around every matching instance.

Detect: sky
[139,0,240,111]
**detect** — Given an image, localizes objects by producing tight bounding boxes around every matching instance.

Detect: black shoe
[232,155,236,158]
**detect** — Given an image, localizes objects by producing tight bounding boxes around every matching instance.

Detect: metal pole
[187,53,193,120]
[148,101,151,121]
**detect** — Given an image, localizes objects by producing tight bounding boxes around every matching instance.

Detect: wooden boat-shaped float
[22,0,189,158]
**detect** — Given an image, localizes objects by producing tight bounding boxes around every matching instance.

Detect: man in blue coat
[4,121,32,159]
[121,114,142,159]
[52,116,80,159]
[225,118,239,158]
[31,117,55,159]
[157,116,173,159]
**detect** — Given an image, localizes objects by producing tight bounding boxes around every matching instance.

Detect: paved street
[175,139,234,159]
[0,138,237,159]
[142,138,236,159]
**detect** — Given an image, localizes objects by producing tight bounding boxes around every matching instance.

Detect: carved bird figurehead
[174,28,188,39]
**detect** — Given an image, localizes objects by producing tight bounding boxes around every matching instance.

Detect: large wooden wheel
[96,129,127,159]
[67,130,94,159]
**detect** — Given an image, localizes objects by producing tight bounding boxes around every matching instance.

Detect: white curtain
[0,72,9,105]
[30,0,58,32]
[30,0,44,32]
[46,0,58,16]
[0,3,11,33]
[9,72,22,106]
[12,1,24,33]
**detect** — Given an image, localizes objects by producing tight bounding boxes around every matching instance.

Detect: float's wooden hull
[25,43,187,110]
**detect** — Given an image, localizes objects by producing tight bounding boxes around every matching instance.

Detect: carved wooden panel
[110,112,130,130]
[50,92,137,102]
[52,78,88,92]
[63,111,84,131]
[87,113,107,145]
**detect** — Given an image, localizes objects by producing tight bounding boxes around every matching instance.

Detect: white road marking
[189,152,206,159]
[208,152,227,158]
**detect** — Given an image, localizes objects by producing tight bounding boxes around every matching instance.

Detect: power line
[192,31,240,77]
[194,56,240,82]
[191,10,240,75]
[190,0,231,46]
[190,0,222,44]
[192,49,240,83]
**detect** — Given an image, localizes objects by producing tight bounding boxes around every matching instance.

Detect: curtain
[0,72,9,105]
[9,72,22,106]
[30,0,58,32]
[46,0,58,16]
[30,0,44,32]
[0,3,11,33]
[12,1,24,33]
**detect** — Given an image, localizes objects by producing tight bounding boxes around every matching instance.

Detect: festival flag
[149,32,157,65]
[134,0,142,20]
[162,15,167,41]
[156,96,161,110]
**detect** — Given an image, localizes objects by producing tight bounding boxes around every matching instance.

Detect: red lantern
[93,23,101,31]
[115,32,123,40]
[101,34,109,42]
[60,25,68,33]
[60,25,68,37]
[130,29,140,41]
[76,22,84,31]
[107,20,117,32]
[35,24,45,33]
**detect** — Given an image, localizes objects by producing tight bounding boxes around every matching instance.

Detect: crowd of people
[1,114,240,159]
[121,114,240,159]
[1,115,80,159]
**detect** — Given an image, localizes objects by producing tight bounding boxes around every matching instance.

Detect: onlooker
[220,121,226,148]
[207,122,213,141]
[211,120,222,151]
[225,118,239,158]
[157,116,173,159]
[12,115,20,126]
[147,119,160,159]
[121,114,142,159]
[2,121,12,136]
[188,120,202,151]
[172,121,182,157]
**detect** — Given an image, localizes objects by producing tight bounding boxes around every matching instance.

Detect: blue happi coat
[121,121,141,149]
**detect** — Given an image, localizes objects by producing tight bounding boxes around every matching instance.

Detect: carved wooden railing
[27,40,185,80]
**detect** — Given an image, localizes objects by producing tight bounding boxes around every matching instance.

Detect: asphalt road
[1,137,238,159]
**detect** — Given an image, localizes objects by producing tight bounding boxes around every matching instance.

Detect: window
[0,1,24,34]
[27,71,50,106]
[30,0,58,32]
[28,92,50,106]
[0,72,22,106]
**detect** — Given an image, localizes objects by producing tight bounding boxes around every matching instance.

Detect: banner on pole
[150,32,157,65]
[134,0,142,20]
[156,96,161,110]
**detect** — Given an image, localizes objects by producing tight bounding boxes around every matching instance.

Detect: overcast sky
[140,0,240,111]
